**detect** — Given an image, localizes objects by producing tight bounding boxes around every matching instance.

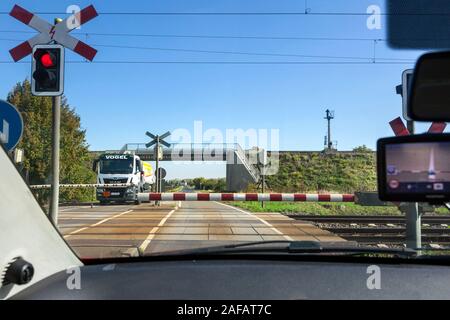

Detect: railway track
[336,235,450,245]
[288,215,450,246]
[287,214,450,224]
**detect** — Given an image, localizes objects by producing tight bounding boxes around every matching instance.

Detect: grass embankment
[238,151,396,215]
[238,152,450,215]
[262,152,377,193]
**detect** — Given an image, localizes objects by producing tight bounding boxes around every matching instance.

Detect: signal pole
[396,70,421,250]
[406,119,421,250]
[155,136,160,205]
[146,131,171,206]
[324,109,335,150]
[48,18,63,226]
[49,95,61,225]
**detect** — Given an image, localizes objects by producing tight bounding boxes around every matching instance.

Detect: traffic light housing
[31,44,64,96]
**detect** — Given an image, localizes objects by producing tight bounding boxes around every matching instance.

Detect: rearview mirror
[387,1,450,50]
[409,51,450,122]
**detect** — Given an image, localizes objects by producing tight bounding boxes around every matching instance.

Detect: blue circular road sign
[0,99,24,152]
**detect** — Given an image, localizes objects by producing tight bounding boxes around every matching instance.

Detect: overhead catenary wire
[0,30,444,43]
[91,43,415,62]
[0,30,384,41]
[0,11,450,16]
[0,60,413,65]
[0,38,416,63]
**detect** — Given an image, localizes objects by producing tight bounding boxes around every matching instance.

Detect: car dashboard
[11,257,450,299]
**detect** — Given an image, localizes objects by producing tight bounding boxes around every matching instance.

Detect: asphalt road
[58,201,344,259]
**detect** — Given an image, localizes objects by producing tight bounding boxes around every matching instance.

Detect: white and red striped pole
[138,193,355,202]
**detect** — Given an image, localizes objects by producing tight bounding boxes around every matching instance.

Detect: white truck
[92,153,155,205]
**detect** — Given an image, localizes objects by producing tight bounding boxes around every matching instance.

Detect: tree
[191,177,225,191]
[192,177,207,190]
[7,79,96,204]
[212,178,226,192]
[353,145,373,153]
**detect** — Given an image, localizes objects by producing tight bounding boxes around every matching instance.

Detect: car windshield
[2,0,450,261]
[100,159,134,174]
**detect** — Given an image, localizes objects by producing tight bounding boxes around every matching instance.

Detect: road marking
[59,205,101,212]
[215,202,294,241]
[138,208,176,255]
[59,207,76,212]
[64,209,133,239]
[59,206,90,212]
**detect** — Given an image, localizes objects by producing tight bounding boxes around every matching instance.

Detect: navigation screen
[385,142,450,194]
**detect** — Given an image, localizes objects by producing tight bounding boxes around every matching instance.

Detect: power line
[0,60,412,65]
[0,37,25,41]
[85,33,385,42]
[0,30,385,41]
[0,38,415,62]
[1,11,450,16]
[0,31,35,34]
[0,30,444,43]
[92,43,415,62]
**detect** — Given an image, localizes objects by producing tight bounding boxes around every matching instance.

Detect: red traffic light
[31,45,64,96]
[40,53,55,68]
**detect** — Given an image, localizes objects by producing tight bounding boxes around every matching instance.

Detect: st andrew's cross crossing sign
[7,4,99,226]
[9,4,98,62]
[146,131,171,149]
[145,131,171,196]
[146,131,171,160]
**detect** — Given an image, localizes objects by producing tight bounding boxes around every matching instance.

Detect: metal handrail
[120,142,260,181]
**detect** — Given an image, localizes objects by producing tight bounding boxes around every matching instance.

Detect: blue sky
[0,1,436,178]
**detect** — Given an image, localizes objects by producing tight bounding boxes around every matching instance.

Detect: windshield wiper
[148,240,418,258]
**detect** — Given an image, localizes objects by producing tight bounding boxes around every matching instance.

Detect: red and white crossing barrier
[30,183,131,189]
[138,193,355,202]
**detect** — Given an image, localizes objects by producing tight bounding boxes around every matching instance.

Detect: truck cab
[93,153,152,204]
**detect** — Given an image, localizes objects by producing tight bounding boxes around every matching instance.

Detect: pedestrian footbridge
[117,143,261,192]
